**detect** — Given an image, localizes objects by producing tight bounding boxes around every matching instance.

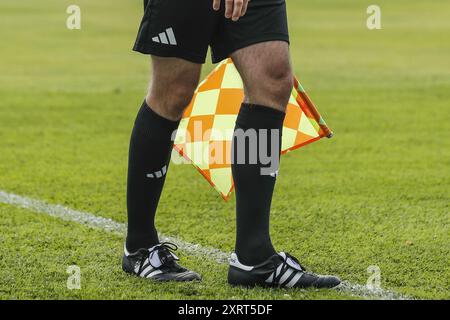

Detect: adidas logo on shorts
[152,27,177,46]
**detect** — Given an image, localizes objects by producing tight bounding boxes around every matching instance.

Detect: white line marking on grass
[336,282,411,300]
[0,190,228,264]
[0,190,412,300]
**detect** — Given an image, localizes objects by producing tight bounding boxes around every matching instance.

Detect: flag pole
[294,78,334,138]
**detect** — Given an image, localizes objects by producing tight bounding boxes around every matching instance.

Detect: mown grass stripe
[0,190,412,300]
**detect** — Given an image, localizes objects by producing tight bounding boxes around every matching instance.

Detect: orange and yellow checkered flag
[174,59,333,200]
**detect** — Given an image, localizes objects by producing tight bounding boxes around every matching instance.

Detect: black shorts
[133,0,289,64]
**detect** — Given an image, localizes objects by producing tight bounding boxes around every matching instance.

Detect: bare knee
[233,43,294,111]
[146,57,201,121]
[147,79,197,121]
[262,62,294,108]
[245,64,293,111]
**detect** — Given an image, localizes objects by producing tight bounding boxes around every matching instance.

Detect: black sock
[126,101,179,252]
[232,103,285,266]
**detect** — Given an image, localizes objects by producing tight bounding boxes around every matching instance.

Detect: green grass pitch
[0,0,448,299]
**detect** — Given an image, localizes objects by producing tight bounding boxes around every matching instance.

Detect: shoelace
[148,242,179,268]
[273,253,306,285]
[135,242,180,274]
